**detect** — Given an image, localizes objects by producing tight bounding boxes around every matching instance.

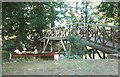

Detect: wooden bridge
[41,22,120,59]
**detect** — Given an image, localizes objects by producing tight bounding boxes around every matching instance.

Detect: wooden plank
[85,54,87,59]
[107,53,120,59]
[92,50,95,59]
[50,41,53,52]
[88,54,92,59]
[61,40,67,51]
[41,22,118,56]
[43,37,66,40]
[74,22,118,29]
[42,39,49,53]
[96,50,102,59]
[81,39,118,53]
[9,53,56,59]
[103,52,106,59]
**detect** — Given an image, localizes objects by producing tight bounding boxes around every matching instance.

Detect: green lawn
[2,59,118,75]
[1,50,119,75]
[2,50,12,62]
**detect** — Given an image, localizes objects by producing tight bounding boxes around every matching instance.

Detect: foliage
[65,35,87,56]
[68,55,81,59]
[97,2,120,26]
[2,2,103,51]
[2,2,59,50]
[2,39,23,51]
[3,2,119,52]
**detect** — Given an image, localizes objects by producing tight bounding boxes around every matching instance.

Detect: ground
[2,59,118,75]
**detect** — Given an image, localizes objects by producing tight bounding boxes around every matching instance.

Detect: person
[33,47,38,54]
[32,47,38,59]
[54,52,59,61]
[14,47,22,54]
[22,47,27,54]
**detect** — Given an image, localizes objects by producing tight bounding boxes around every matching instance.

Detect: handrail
[48,22,119,30]
[74,22,119,29]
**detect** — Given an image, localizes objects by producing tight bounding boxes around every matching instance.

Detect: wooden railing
[44,22,120,51]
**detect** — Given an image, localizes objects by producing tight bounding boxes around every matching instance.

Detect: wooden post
[94,27,97,44]
[102,27,105,46]
[103,52,106,59]
[61,40,67,51]
[76,23,79,35]
[68,25,71,35]
[111,28,115,48]
[117,26,120,51]
[43,39,46,51]
[81,55,83,59]
[42,39,49,53]
[50,41,53,52]
[9,53,12,60]
[92,49,95,59]
[85,54,87,59]
[86,24,90,41]
[96,50,102,59]
[88,54,92,59]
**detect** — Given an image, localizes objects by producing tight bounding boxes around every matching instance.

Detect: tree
[2,2,58,50]
[97,2,120,26]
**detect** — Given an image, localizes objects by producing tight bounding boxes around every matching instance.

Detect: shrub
[65,35,87,56]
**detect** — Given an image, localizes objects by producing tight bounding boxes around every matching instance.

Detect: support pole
[96,50,102,59]
[42,39,49,53]
[50,41,53,52]
[88,54,92,59]
[103,52,106,59]
[85,54,87,59]
[43,39,46,50]
[92,49,95,59]
[61,40,67,51]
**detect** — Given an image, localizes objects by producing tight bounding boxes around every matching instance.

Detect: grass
[2,59,118,75]
[1,50,118,75]
[2,50,12,62]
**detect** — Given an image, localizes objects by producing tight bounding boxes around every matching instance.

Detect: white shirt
[14,49,22,54]
[22,48,27,53]
[34,49,38,54]
[54,54,59,61]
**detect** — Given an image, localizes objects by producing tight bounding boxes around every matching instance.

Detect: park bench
[9,52,64,60]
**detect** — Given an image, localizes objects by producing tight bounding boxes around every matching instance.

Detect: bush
[2,39,23,51]
[65,35,87,56]
[68,55,81,59]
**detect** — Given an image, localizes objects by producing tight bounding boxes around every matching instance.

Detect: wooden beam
[42,39,49,53]
[81,39,118,54]
[85,54,87,59]
[96,50,102,59]
[43,39,46,49]
[103,52,106,59]
[61,40,67,51]
[43,37,66,40]
[50,41,53,52]
[88,54,92,59]
[92,50,95,59]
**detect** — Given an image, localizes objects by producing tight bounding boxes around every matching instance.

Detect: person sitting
[22,47,27,54]
[33,47,38,54]
[14,47,22,54]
